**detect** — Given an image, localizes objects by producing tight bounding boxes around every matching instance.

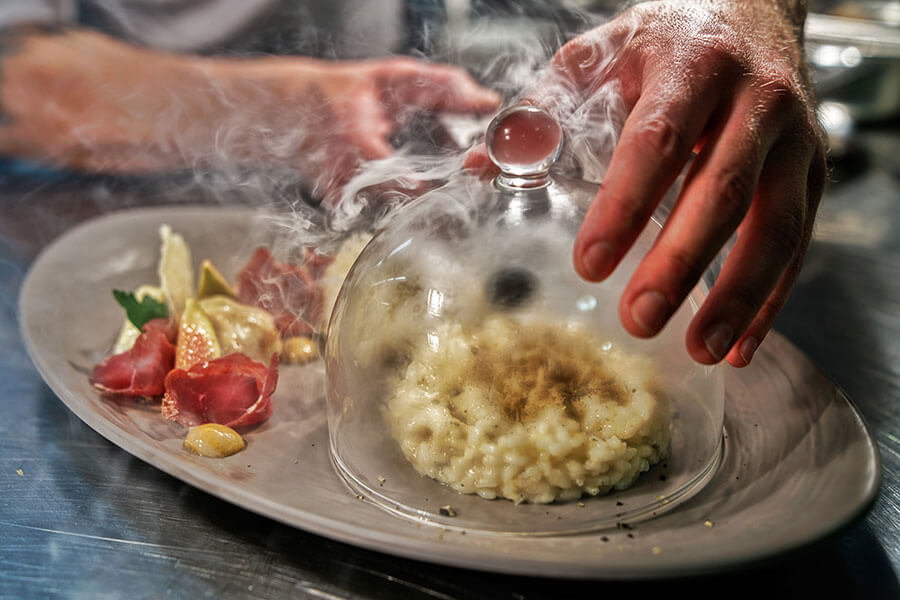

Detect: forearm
[0,27,328,172]
[1,28,198,170]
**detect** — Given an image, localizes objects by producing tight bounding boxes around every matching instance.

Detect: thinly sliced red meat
[302,246,335,280]
[162,353,278,428]
[236,247,323,337]
[91,319,176,397]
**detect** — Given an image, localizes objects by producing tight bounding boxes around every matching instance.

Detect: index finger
[571,73,726,283]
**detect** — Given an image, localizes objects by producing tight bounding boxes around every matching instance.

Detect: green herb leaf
[113,289,169,330]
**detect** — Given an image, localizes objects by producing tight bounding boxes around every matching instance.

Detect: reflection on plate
[19,206,881,579]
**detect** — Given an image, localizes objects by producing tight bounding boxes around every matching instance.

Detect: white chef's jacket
[0,0,406,56]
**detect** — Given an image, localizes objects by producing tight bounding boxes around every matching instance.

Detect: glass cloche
[324,105,724,534]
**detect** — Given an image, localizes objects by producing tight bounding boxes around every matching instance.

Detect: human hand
[470,0,826,367]
[0,29,499,203]
[217,55,501,203]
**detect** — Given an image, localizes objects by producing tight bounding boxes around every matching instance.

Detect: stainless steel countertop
[1,124,898,597]
[1,7,899,591]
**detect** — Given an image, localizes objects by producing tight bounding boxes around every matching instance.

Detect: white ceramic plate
[19,206,881,579]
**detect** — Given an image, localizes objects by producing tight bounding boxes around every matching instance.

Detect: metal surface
[16,204,880,577]
[807,13,900,59]
[1,9,899,597]
[0,133,898,596]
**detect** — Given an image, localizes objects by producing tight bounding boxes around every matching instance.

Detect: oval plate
[19,206,881,579]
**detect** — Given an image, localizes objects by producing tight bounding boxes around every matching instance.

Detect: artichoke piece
[158,224,194,321]
[198,295,282,363]
[197,259,236,299]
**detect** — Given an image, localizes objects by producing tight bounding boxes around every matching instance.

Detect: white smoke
[6,4,637,262]
[267,5,633,246]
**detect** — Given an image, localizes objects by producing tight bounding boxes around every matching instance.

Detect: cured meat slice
[302,246,334,280]
[236,247,323,337]
[91,318,176,397]
[162,353,278,428]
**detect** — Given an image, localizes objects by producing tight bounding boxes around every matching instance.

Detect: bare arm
[0,27,499,200]
[0,27,221,173]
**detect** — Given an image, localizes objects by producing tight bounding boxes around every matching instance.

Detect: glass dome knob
[486,105,563,189]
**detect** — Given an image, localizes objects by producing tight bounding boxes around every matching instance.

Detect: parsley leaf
[113,289,169,330]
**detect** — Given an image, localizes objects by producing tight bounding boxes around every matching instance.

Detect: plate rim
[17,205,883,579]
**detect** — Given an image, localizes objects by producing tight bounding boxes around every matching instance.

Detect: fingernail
[739,336,759,365]
[630,290,670,335]
[582,241,614,280]
[703,322,734,361]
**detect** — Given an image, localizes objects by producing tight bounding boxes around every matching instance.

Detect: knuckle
[554,36,587,68]
[634,116,693,171]
[755,299,783,330]
[689,38,744,76]
[762,210,807,265]
[698,42,735,68]
[552,34,611,86]
[662,248,708,294]
[760,214,807,268]
[728,283,765,318]
[761,75,799,107]
[709,169,754,222]
[552,37,591,74]
[753,73,805,124]
[606,193,651,235]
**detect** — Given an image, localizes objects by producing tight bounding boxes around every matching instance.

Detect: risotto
[387,316,671,504]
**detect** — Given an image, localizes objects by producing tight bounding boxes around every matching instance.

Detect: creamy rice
[387,316,670,504]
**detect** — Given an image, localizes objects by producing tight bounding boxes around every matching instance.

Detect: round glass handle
[486,105,563,189]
